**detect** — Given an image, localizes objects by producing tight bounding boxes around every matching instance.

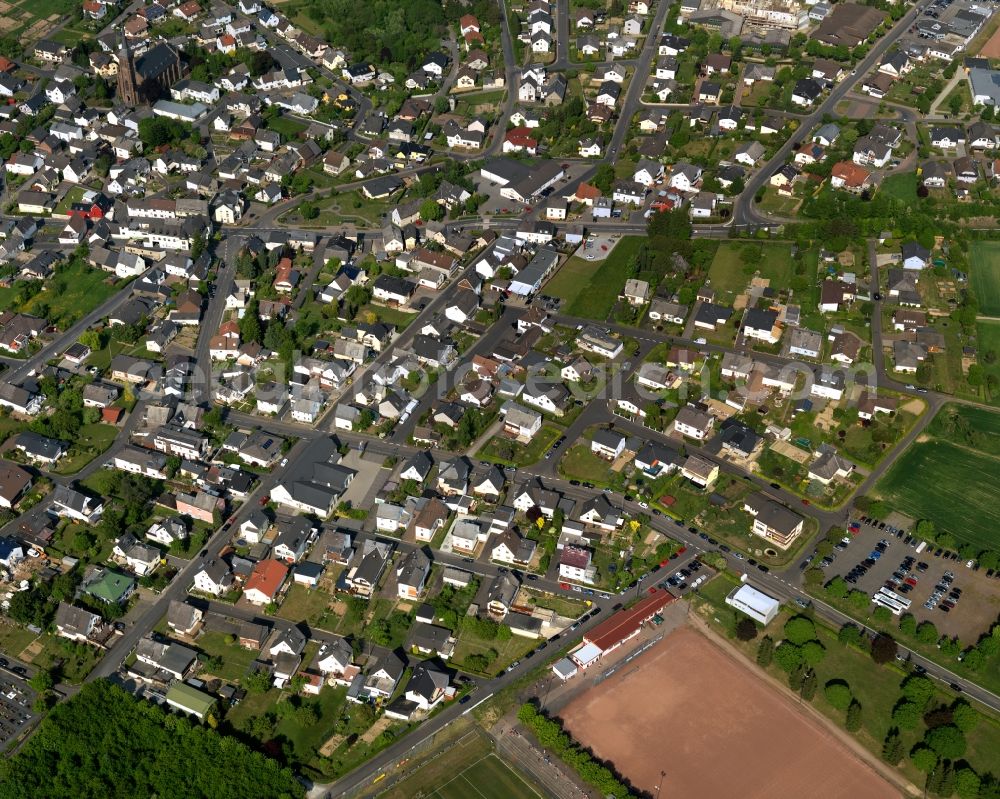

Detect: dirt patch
[900,398,925,416]
[980,24,1000,58]
[771,439,811,464]
[560,626,901,799]
[319,733,346,757]
[19,639,44,663]
[360,716,393,745]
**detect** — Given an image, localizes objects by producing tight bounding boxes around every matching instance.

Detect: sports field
[560,626,896,799]
[432,754,541,799]
[970,241,1000,316]
[876,439,1000,550]
[379,730,542,799]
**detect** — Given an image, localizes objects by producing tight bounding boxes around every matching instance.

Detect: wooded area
[0,681,304,799]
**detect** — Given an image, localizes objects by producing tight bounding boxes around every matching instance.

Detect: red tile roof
[246,559,288,599]
[585,588,675,652]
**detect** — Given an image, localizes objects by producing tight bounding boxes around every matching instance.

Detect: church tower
[117,33,140,106]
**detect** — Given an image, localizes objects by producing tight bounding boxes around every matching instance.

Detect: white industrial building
[725,583,780,625]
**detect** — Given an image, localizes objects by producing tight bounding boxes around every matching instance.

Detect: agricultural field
[706,241,796,300]
[970,241,1000,317]
[876,438,1000,551]
[546,237,644,320]
[0,0,75,41]
[977,321,1000,402]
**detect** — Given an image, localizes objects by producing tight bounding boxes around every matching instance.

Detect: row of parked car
[924,571,962,613]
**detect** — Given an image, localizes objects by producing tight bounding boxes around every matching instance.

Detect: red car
[904,577,918,586]
[559,582,570,590]
[677,546,687,555]
[259,495,270,506]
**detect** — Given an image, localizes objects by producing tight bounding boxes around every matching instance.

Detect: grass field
[970,241,1000,316]
[880,172,920,203]
[876,439,1000,550]
[433,754,540,799]
[542,257,602,307]
[928,402,1000,455]
[379,728,540,799]
[977,322,1000,402]
[707,241,796,298]
[0,261,120,330]
[478,424,560,467]
[545,237,644,320]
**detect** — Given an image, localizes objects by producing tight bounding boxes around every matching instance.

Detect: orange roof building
[244,559,288,605]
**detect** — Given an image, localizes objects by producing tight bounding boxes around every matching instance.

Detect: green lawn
[543,256,603,307]
[557,444,616,485]
[478,424,561,467]
[52,423,120,474]
[276,584,334,626]
[1,260,121,330]
[0,622,39,659]
[971,242,1000,317]
[196,632,259,682]
[707,241,797,298]
[356,303,418,330]
[550,237,645,320]
[880,172,920,204]
[54,185,87,216]
[876,439,1000,550]
[267,115,308,140]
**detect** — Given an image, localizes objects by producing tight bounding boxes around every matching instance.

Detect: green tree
[882,730,904,764]
[788,663,807,692]
[845,700,862,732]
[800,669,817,701]
[899,613,918,637]
[916,621,939,645]
[801,640,826,667]
[783,616,816,646]
[925,724,966,760]
[773,642,803,673]
[244,669,271,694]
[911,746,938,774]
[28,669,54,694]
[951,701,979,733]
[824,680,852,711]
[892,700,923,730]
[956,768,981,799]
[838,623,862,646]
[826,576,850,599]
[419,198,444,221]
[756,635,774,667]
[901,674,936,708]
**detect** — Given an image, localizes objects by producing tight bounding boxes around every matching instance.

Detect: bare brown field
[560,626,900,799]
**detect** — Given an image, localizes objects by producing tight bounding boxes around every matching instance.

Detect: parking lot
[0,668,36,746]
[816,515,999,641]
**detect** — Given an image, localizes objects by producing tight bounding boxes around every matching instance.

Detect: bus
[872,593,906,615]
[878,586,912,609]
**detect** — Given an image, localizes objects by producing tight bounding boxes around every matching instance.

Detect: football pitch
[431,753,542,799]
[378,729,543,799]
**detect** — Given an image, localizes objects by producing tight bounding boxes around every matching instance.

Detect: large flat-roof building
[725,583,780,625]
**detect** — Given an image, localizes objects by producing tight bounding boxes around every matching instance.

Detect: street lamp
[655,770,666,799]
